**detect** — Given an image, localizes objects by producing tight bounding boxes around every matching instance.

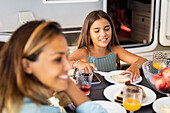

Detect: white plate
[152,97,170,113]
[104,70,142,84]
[93,100,126,113]
[104,84,156,106]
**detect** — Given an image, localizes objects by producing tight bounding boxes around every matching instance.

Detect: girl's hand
[75,60,97,74]
[121,63,140,81]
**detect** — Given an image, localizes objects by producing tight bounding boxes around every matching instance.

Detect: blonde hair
[0,21,64,113]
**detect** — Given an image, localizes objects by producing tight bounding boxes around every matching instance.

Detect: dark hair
[0,20,63,113]
[77,10,120,49]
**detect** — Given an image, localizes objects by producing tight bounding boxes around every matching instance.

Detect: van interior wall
[0,0,103,32]
[0,0,153,47]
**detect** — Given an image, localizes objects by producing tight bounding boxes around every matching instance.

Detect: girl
[0,20,107,113]
[69,10,147,80]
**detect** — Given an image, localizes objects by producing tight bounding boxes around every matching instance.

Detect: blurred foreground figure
[0,20,107,113]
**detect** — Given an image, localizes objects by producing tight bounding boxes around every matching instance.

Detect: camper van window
[107,0,152,47]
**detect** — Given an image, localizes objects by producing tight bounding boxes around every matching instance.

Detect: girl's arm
[69,48,97,73]
[114,46,147,65]
[69,48,88,61]
[113,46,148,80]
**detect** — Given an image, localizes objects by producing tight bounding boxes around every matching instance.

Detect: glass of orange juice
[123,85,143,113]
[153,51,167,72]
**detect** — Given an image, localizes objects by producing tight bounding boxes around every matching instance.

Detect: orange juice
[123,98,141,111]
[153,62,167,70]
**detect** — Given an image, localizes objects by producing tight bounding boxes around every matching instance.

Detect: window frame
[42,0,99,4]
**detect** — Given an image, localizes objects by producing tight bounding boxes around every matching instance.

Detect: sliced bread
[110,75,131,83]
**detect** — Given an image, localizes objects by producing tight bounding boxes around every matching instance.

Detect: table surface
[66,70,167,113]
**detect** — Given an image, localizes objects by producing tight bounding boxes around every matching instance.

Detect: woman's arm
[64,78,90,107]
[64,78,107,113]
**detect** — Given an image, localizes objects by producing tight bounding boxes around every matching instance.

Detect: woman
[0,20,107,113]
[69,10,148,80]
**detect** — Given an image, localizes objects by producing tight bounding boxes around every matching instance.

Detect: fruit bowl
[142,61,170,95]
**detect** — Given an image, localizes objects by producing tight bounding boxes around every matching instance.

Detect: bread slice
[116,91,123,100]
[114,90,123,103]
[110,75,131,83]
[114,98,123,103]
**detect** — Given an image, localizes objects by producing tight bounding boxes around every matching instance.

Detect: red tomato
[161,67,170,80]
[152,74,162,82]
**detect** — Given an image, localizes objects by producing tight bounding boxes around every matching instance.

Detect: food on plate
[114,90,123,103]
[110,75,131,83]
[161,105,170,113]
[114,84,146,103]
[161,67,170,81]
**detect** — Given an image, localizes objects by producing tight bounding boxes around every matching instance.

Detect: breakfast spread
[110,74,131,84]
[114,84,146,103]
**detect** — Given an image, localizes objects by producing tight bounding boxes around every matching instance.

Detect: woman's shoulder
[20,97,61,113]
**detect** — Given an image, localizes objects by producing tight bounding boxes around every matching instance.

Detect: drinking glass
[123,85,143,113]
[153,51,167,73]
[75,70,93,95]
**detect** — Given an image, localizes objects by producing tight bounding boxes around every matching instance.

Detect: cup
[123,85,143,113]
[75,70,93,95]
[153,51,167,71]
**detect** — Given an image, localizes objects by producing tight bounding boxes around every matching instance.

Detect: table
[89,70,166,113]
[65,69,166,113]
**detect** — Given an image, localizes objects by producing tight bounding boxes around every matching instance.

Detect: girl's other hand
[121,63,140,81]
